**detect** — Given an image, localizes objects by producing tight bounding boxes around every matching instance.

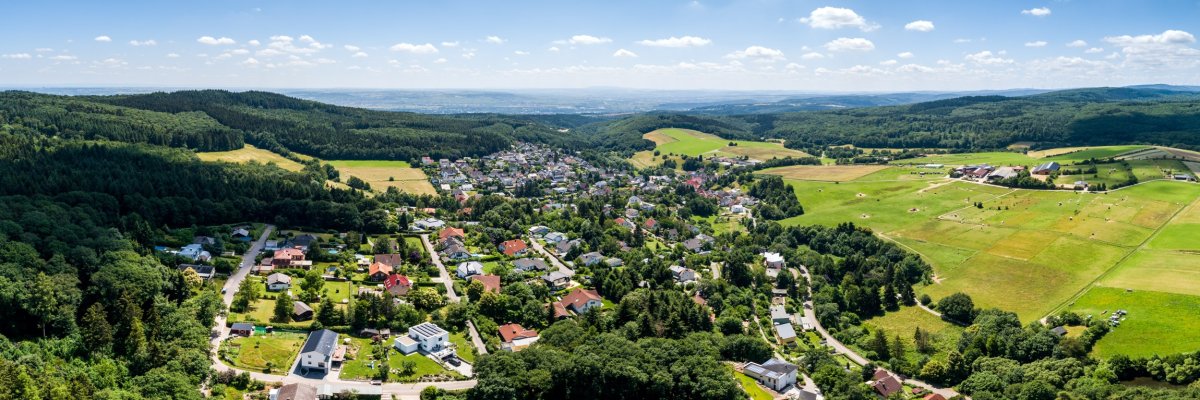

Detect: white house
[743,358,798,392]
[179,244,212,262]
[456,261,484,279]
[763,252,785,269]
[669,265,697,283]
[414,218,446,231]
[298,329,339,375]
[395,322,449,355]
[770,305,791,325]
[266,273,292,291]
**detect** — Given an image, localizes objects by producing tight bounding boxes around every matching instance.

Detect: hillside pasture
[1067,287,1200,358]
[631,128,810,167]
[760,165,888,182]
[326,160,437,195]
[197,144,305,172]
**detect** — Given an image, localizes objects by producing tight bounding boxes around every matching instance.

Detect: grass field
[1066,287,1200,358]
[630,128,809,168]
[733,370,775,400]
[861,306,963,364]
[326,160,437,195]
[339,337,460,382]
[197,144,306,172]
[759,165,889,182]
[222,332,307,373]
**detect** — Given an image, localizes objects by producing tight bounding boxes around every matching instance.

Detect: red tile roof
[470,274,501,293]
[274,248,305,260]
[497,323,538,343]
[560,288,602,312]
[439,227,465,242]
[369,262,393,277]
[924,394,947,400]
[500,239,527,256]
[383,274,411,289]
[374,254,404,267]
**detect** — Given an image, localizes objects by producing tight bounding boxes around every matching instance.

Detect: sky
[1,0,1198,91]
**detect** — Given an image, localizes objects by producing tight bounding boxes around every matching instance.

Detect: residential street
[421,233,460,303]
[528,237,574,276]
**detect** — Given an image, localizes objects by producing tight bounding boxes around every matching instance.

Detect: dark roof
[300,329,338,356]
[230,322,254,331]
[762,357,798,374]
[1051,326,1068,336]
[293,301,314,316]
[513,258,549,271]
[275,383,318,400]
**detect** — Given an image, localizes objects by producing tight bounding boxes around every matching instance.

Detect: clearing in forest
[326,159,437,195]
[197,144,306,172]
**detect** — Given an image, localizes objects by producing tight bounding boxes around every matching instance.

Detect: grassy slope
[631,128,809,168]
[197,144,306,172]
[326,159,437,196]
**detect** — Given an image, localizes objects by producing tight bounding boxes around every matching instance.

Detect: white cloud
[799,7,878,31]
[725,46,785,62]
[785,63,805,71]
[824,37,875,52]
[965,50,1013,65]
[96,57,126,67]
[434,58,447,64]
[880,59,898,66]
[548,46,560,52]
[461,51,475,59]
[230,49,249,55]
[344,45,360,52]
[442,41,460,47]
[898,64,935,73]
[50,55,77,61]
[35,48,53,53]
[1021,7,1051,17]
[390,42,439,54]
[1084,47,1105,54]
[94,35,112,42]
[1104,30,1199,69]
[514,50,530,56]
[248,40,261,46]
[166,53,180,58]
[800,52,825,60]
[1,53,32,59]
[568,35,612,45]
[1067,40,1088,48]
[904,20,935,32]
[1025,41,1048,47]
[897,52,915,59]
[129,39,157,46]
[1105,29,1195,45]
[241,58,259,65]
[954,38,973,44]
[613,48,638,58]
[485,36,505,44]
[636,36,711,47]
[352,51,368,58]
[198,36,236,45]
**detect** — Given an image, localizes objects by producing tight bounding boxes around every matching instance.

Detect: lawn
[197,144,305,172]
[221,331,307,373]
[630,128,809,167]
[733,370,775,400]
[1066,287,1200,358]
[327,160,437,195]
[449,332,477,363]
[339,337,463,382]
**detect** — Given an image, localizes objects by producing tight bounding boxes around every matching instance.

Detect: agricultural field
[197,144,306,172]
[326,159,437,195]
[759,165,888,182]
[1065,287,1200,358]
[630,128,809,168]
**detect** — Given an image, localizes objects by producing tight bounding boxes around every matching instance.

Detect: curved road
[209,226,478,397]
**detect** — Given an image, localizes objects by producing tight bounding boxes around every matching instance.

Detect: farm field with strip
[630,128,809,167]
[326,159,437,195]
[197,144,306,171]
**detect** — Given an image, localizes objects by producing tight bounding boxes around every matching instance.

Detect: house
[230,322,254,337]
[513,258,549,272]
[456,261,484,278]
[528,225,550,237]
[763,252,785,269]
[194,236,216,246]
[544,232,568,244]
[266,273,292,291]
[579,252,604,266]
[394,322,449,355]
[742,358,798,392]
[669,265,697,283]
[270,383,317,400]
[603,257,624,267]
[643,218,658,230]
[923,394,947,400]
[178,264,215,280]
[770,305,791,325]
[1032,161,1061,175]
[499,239,528,256]
[988,166,1020,181]
[298,329,339,374]
[555,239,580,255]
[470,274,501,293]
[384,274,412,296]
[374,254,405,268]
[541,271,572,291]
[1051,326,1068,336]
[614,217,636,230]
[179,244,212,262]
[439,227,465,243]
[557,288,602,314]
[871,369,903,398]
[730,204,747,214]
[293,301,314,321]
[272,248,311,269]
[550,302,570,319]
[367,262,393,281]
[775,323,797,345]
[442,242,471,260]
[498,323,540,352]
[359,328,392,338]
[414,218,446,230]
[231,228,252,241]
[683,238,707,253]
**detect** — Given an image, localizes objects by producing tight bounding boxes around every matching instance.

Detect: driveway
[420,234,460,303]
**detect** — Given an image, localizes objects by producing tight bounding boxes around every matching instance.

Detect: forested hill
[581,87,1200,152]
[0,90,576,161]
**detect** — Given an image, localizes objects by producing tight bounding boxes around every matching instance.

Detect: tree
[299,269,325,302]
[409,288,445,311]
[719,335,772,363]
[465,279,486,302]
[914,327,933,354]
[273,291,293,323]
[316,296,343,326]
[399,359,417,376]
[81,303,115,355]
[232,277,262,313]
[937,292,977,324]
[27,272,59,337]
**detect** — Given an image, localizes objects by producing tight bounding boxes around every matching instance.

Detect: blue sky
[1,0,1197,91]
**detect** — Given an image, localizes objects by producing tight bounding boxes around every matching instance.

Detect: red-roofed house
[383,274,412,296]
[439,227,465,243]
[368,262,393,281]
[499,239,528,256]
[923,394,947,400]
[871,369,902,398]
[374,254,404,268]
[498,323,539,352]
[271,248,312,269]
[551,302,569,319]
[614,217,635,230]
[643,218,657,230]
[469,274,501,293]
[555,288,603,315]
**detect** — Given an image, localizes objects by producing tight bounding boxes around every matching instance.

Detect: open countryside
[630,128,810,168]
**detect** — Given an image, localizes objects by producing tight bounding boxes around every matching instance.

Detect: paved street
[421,233,460,303]
[528,237,574,276]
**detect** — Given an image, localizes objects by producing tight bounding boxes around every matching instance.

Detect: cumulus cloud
[799,7,878,31]
[390,42,439,54]
[965,50,1013,65]
[514,50,530,56]
[824,37,875,52]
[904,20,935,32]
[94,35,112,42]
[880,59,898,66]
[725,46,785,62]
[166,53,180,58]
[897,52,915,59]
[198,36,236,45]
[485,36,505,44]
[1,53,32,59]
[800,52,825,60]
[50,55,78,61]
[568,35,612,45]
[1105,29,1195,45]
[1021,7,1051,17]
[1025,41,1048,47]
[344,45,360,52]
[241,58,259,65]
[612,48,638,58]
[1084,47,1105,54]
[442,41,460,47]
[352,51,368,58]
[129,39,157,46]
[1067,40,1088,48]
[248,40,261,46]
[1104,30,1199,69]
[434,58,447,64]
[636,36,711,47]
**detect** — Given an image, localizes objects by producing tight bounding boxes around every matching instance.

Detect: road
[796,265,962,399]
[466,320,488,356]
[420,234,460,303]
[528,237,574,276]
[208,226,478,396]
